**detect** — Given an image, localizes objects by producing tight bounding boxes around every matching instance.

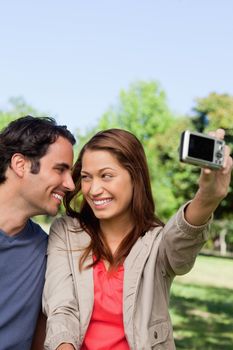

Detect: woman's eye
[81,175,90,181]
[102,174,113,179]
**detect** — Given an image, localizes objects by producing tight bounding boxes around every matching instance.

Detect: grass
[170,255,233,349]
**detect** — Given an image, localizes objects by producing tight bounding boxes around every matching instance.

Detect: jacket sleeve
[42,218,80,350]
[159,202,211,277]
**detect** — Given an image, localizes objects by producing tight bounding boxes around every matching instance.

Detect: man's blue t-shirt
[0,220,48,350]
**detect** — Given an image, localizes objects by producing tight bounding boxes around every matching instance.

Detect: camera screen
[188,134,214,161]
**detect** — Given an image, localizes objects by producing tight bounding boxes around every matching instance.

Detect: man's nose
[63,173,75,192]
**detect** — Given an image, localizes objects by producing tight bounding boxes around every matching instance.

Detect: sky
[1,0,233,134]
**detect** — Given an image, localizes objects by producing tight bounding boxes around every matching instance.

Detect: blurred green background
[1,80,233,349]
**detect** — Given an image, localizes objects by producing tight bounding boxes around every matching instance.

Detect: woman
[43,128,232,350]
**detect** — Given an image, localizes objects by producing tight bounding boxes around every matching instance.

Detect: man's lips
[52,192,64,203]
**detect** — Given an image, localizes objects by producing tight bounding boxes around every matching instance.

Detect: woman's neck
[99,217,133,254]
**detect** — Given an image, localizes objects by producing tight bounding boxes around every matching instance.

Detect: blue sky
[1,0,233,133]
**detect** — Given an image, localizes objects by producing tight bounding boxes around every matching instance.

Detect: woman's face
[81,149,133,224]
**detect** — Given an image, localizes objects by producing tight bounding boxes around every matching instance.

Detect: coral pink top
[81,259,130,350]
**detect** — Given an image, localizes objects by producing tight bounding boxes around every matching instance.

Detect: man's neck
[0,220,27,236]
[0,188,29,236]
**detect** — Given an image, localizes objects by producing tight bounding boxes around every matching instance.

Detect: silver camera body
[179,130,225,169]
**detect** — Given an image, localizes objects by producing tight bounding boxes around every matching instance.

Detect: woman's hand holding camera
[184,129,233,226]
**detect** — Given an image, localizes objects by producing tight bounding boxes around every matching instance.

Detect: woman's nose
[89,179,103,196]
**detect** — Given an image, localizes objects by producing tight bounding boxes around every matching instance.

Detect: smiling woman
[42,128,233,350]
[80,149,133,235]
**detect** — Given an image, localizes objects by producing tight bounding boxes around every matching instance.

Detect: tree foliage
[98,80,174,142]
[193,92,233,130]
[149,116,200,218]
[0,96,48,131]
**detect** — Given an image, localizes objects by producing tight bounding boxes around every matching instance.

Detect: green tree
[148,115,200,219]
[98,80,174,141]
[193,92,233,130]
[0,96,49,131]
[77,80,175,149]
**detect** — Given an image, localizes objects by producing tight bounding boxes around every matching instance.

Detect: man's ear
[10,153,28,178]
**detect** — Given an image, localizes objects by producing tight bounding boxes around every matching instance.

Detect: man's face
[21,136,75,217]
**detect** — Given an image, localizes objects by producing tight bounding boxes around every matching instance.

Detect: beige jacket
[43,204,210,350]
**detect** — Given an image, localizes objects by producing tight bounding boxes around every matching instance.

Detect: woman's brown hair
[64,129,164,269]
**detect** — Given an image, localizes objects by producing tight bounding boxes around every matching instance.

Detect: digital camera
[179,130,225,169]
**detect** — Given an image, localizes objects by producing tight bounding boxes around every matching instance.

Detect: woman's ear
[10,153,28,178]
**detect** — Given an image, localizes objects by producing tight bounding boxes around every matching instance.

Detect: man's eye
[56,168,64,173]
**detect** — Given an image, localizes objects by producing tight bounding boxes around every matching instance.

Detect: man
[0,116,76,350]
